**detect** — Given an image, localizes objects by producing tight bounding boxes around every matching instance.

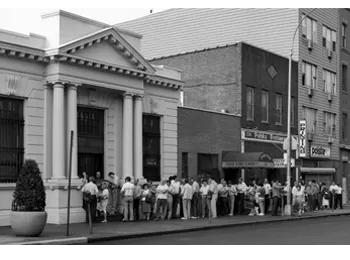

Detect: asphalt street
[91,216,350,245]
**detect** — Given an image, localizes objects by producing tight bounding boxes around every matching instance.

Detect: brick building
[178,107,241,182]
[154,42,299,184]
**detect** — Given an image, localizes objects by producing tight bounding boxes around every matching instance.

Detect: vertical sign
[299,120,307,157]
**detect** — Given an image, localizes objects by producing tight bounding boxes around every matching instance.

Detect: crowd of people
[79,172,345,223]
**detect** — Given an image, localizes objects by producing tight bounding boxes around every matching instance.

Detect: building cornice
[0,41,46,63]
[146,75,184,90]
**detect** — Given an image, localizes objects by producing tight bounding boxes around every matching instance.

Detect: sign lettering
[242,129,297,145]
[299,120,307,157]
[310,146,330,158]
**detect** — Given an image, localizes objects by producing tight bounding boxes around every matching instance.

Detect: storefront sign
[273,158,295,168]
[242,129,297,144]
[299,120,307,157]
[222,161,274,168]
[310,146,331,158]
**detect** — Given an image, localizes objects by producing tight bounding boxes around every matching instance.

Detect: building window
[197,153,219,180]
[322,26,337,51]
[0,97,24,183]
[323,112,336,136]
[77,107,104,138]
[261,90,269,123]
[302,107,318,133]
[302,61,317,88]
[302,15,317,43]
[182,152,188,179]
[342,23,347,48]
[342,113,348,141]
[322,69,336,95]
[342,64,348,93]
[143,115,161,181]
[246,87,254,121]
[291,97,296,127]
[275,94,282,125]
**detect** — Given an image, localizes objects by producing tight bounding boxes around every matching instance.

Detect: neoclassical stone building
[0,10,182,225]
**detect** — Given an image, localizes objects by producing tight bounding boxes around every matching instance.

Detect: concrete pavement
[1,206,350,245]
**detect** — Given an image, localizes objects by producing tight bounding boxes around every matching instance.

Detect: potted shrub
[11,159,47,237]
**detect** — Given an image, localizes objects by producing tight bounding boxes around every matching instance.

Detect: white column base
[46,207,86,225]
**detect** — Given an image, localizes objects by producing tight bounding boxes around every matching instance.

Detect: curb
[8,237,88,245]
[87,212,350,243]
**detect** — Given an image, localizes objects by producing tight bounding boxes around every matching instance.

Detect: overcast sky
[0,8,168,35]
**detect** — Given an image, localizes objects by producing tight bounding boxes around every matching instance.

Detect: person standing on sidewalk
[97,182,109,223]
[271,180,284,216]
[335,184,343,210]
[191,178,200,219]
[263,179,271,215]
[121,177,135,222]
[95,171,103,191]
[106,172,120,216]
[218,181,229,216]
[171,176,181,219]
[200,180,210,218]
[133,179,142,221]
[141,184,152,221]
[256,183,265,216]
[165,180,175,220]
[228,181,237,216]
[181,179,193,220]
[81,176,99,223]
[236,178,248,215]
[155,179,168,221]
[292,185,305,217]
[208,177,218,218]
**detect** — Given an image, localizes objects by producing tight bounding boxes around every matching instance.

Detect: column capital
[123,92,134,99]
[51,82,65,89]
[66,83,79,91]
[44,82,53,89]
[134,94,144,100]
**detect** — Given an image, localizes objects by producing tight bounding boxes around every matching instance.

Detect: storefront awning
[300,167,336,174]
[222,151,274,169]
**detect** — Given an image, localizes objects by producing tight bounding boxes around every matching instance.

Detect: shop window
[197,153,218,180]
[143,115,161,181]
[0,97,24,183]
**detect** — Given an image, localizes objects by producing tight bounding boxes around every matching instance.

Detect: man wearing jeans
[155,179,169,221]
[181,179,193,220]
[106,172,120,215]
[236,178,248,215]
[190,178,200,219]
[121,176,135,222]
[171,176,181,218]
[271,180,284,216]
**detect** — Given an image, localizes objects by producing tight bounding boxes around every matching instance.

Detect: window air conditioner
[308,41,313,50]
[328,49,333,59]
[308,87,314,97]
[328,93,333,102]
[307,132,314,141]
[328,136,333,144]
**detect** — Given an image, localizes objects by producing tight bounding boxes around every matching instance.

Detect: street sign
[283,136,298,151]
[283,153,295,167]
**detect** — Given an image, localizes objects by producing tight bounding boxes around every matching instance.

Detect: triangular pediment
[57,27,155,73]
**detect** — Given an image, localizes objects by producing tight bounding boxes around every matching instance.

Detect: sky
[0,8,168,35]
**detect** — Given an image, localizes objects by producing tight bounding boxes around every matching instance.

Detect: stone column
[134,95,144,183]
[44,84,53,180]
[52,82,66,179]
[122,93,133,180]
[67,84,78,180]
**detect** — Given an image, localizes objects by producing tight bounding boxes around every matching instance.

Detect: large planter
[10,211,47,237]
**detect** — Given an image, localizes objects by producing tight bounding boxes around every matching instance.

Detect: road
[91,216,350,245]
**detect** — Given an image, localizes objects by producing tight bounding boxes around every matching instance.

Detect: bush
[12,159,46,212]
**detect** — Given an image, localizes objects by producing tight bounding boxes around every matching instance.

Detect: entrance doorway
[77,106,104,179]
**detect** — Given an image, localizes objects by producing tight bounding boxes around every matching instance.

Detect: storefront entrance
[77,106,104,179]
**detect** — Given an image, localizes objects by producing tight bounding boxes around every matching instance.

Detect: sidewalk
[2,206,350,245]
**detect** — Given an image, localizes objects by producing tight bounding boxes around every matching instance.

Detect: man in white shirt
[181,179,193,220]
[121,176,135,221]
[335,184,343,210]
[263,178,272,214]
[190,178,200,219]
[329,181,338,210]
[81,176,99,223]
[208,177,218,218]
[236,178,248,215]
[171,176,181,218]
[155,179,168,220]
[200,180,210,218]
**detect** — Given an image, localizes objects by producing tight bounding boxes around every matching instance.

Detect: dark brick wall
[151,45,242,115]
[241,43,299,135]
[178,107,241,179]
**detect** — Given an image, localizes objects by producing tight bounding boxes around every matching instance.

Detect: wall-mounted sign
[310,146,331,158]
[273,158,295,168]
[241,129,297,144]
[222,161,274,168]
[299,120,307,157]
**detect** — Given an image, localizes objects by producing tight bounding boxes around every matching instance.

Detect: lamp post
[286,8,316,216]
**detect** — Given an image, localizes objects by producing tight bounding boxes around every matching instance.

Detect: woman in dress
[321,183,330,209]
[141,183,152,221]
[292,185,305,217]
[97,182,109,222]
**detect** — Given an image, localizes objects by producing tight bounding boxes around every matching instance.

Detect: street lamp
[286,8,316,216]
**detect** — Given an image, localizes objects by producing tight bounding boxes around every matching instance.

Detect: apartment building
[118,8,342,188]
